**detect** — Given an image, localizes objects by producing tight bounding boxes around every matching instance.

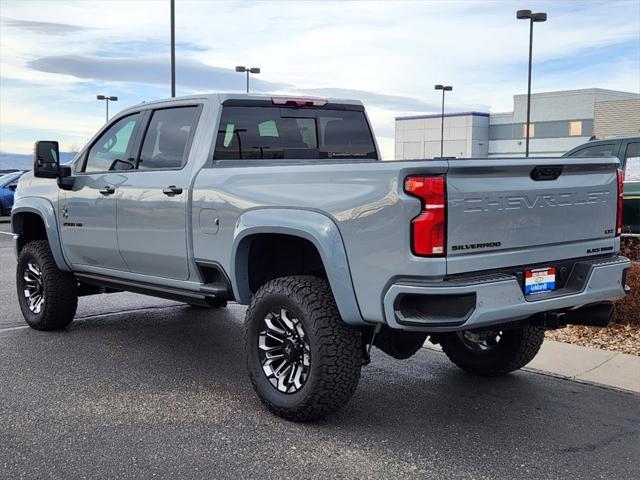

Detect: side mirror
[33,141,60,178]
[8,183,18,191]
[109,158,135,171]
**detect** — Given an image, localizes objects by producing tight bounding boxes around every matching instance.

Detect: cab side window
[624,142,640,182]
[567,143,616,158]
[138,106,199,170]
[84,114,140,173]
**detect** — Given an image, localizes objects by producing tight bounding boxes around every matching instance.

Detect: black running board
[75,273,227,307]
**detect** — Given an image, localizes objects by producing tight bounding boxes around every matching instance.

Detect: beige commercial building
[395,88,640,159]
[594,98,640,139]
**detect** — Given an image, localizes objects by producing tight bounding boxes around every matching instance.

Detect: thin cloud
[27,54,285,91]
[295,87,444,113]
[2,0,638,158]
[26,54,456,113]
[1,17,87,35]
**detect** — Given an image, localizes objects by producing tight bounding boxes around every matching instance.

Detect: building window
[522,123,534,138]
[569,121,582,136]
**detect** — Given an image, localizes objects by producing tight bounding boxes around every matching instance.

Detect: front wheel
[245,276,362,422]
[16,240,78,330]
[438,326,545,376]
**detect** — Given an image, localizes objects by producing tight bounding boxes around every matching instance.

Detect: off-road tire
[245,275,362,422]
[16,240,78,330]
[439,326,545,376]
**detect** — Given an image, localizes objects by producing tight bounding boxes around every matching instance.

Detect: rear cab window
[214,100,378,161]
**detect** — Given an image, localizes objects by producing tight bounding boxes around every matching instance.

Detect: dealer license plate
[525,267,556,295]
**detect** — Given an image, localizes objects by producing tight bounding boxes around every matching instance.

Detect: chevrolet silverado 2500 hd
[13,94,630,421]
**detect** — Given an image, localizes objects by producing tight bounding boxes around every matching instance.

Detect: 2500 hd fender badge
[451,242,502,251]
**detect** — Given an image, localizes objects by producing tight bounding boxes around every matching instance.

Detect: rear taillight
[616,169,624,236]
[404,176,446,256]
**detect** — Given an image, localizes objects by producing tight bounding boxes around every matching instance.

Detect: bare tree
[66,143,81,155]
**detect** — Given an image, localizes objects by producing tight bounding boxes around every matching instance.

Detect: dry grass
[616,237,640,326]
[546,324,640,356]
[547,237,639,355]
[621,236,640,261]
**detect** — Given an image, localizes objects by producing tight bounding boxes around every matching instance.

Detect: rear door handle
[99,185,115,195]
[162,185,183,196]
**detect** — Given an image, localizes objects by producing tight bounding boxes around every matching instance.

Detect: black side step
[199,282,229,296]
[75,273,226,307]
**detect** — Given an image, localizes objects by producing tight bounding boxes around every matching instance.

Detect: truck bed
[191,155,622,324]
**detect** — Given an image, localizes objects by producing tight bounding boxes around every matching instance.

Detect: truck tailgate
[445,157,620,275]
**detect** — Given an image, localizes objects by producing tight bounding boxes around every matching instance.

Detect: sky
[0,0,639,160]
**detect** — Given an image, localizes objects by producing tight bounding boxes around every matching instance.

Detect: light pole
[434,84,452,159]
[96,95,118,122]
[170,0,175,97]
[235,66,261,93]
[517,9,547,157]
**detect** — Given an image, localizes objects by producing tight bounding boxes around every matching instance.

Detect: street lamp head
[443,85,453,91]
[235,66,247,72]
[532,12,547,22]
[434,84,444,90]
[108,96,118,101]
[516,9,532,19]
[249,67,261,74]
[96,95,106,100]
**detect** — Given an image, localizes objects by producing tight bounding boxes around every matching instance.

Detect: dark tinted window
[138,106,199,170]
[214,106,377,160]
[85,114,139,172]
[568,143,616,158]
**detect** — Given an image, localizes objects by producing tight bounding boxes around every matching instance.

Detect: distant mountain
[0,152,76,171]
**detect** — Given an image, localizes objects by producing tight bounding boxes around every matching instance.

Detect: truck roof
[126,93,364,111]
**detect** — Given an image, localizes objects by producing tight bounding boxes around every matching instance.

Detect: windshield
[214,106,378,161]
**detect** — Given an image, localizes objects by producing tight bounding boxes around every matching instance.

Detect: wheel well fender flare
[11,198,71,271]
[231,208,365,325]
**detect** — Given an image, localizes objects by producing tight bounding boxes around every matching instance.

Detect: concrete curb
[424,339,640,394]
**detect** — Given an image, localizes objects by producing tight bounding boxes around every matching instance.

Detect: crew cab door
[115,105,201,280]
[59,113,141,270]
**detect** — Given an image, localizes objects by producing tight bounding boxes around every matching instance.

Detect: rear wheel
[245,276,362,422]
[438,326,544,376]
[16,240,78,331]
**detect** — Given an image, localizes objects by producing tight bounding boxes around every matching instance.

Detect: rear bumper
[383,256,631,332]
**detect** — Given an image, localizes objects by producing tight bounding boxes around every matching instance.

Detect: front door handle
[99,185,115,195]
[162,185,183,196]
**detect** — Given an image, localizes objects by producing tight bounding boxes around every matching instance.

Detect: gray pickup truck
[12,94,630,421]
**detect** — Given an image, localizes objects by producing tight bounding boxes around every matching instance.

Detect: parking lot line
[0,325,30,334]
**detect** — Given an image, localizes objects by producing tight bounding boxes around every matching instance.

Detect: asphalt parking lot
[1,219,639,479]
